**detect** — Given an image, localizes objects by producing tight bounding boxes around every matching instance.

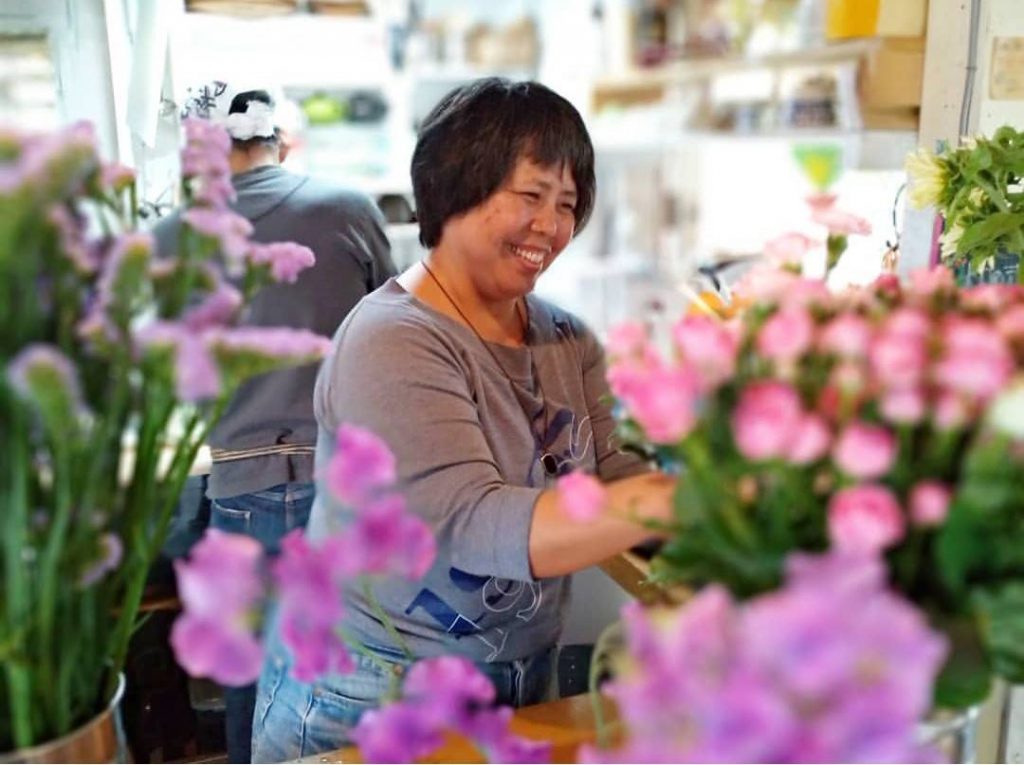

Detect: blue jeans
[211,482,315,764]
[251,622,559,763]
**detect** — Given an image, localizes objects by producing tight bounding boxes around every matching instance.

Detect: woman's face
[439,155,578,304]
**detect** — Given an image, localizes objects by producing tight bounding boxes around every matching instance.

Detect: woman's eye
[520,191,541,201]
[559,202,576,214]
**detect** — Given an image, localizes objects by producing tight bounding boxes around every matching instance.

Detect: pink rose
[996,305,1024,339]
[907,266,955,299]
[833,421,897,480]
[909,481,952,527]
[887,308,932,339]
[962,284,1020,313]
[819,314,872,359]
[869,327,927,391]
[828,484,905,553]
[934,317,1013,401]
[933,391,969,431]
[757,307,815,364]
[672,314,739,390]
[787,414,832,465]
[557,471,608,522]
[613,362,700,444]
[732,381,803,461]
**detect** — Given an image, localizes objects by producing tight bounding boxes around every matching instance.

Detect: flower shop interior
[4,0,1024,762]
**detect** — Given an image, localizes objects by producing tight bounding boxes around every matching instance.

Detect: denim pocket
[211,501,252,535]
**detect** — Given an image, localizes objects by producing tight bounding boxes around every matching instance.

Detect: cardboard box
[859,36,925,109]
[827,0,928,39]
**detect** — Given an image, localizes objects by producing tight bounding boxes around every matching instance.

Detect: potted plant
[0,119,330,757]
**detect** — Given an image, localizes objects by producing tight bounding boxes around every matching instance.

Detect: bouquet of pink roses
[606,264,1024,710]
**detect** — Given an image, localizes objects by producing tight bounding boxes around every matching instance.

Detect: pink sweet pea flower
[827,484,906,553]
[812,206,872,236]
[557,470,607,521]
[323,424,398,506]
[757,306,815,364]
[339,493,436,580]
[818,314,872,359]
[671,314,739,389]
[787,414,832,465]
[732,381,804,461]
[832,421,897,480]
[351,703,445,764]
[763,232,819,270]
[404,656,496,728]
[170,615,264,687]
[909,481,952,527]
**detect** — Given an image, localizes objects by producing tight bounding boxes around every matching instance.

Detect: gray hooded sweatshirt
[154,165,396,498]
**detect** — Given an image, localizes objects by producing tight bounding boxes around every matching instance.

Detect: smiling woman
[250,77,676,764]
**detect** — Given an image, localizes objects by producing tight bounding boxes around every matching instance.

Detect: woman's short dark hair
[228,90,280,151]
[411,78,595,248]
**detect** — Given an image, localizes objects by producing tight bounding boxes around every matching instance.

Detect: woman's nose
[530,204,559,236]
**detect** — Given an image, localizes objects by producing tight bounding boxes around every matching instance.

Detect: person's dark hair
[228,89,280,151]
[411,78,595,248]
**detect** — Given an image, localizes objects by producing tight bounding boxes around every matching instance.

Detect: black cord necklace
[420,259,559,478]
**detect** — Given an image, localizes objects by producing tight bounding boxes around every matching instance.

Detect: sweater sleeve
[316,307,542,581]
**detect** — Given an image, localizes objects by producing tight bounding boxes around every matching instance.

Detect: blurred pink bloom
[933,391,970,430]
[934,317,1013,402]
[832,421,897,479]
[323,423,397,506]
[909,481,952,527]
[182,283,243,330]
[404,656,496,727]
[872,272,903,301]
[757,306,815,364]
[787,414,832,465]
[908,266,955,298]
[880,387,926,425]
[763,232,819,269]
[339,493,436,580]
[886,307,932,339]
[805,192,838,212]
[606,320,650,360]
[170,615,264,686]
[47,204,97,274]
[819,314,872,358]
[869,326,928,391]
[100,162,135,192]
[828,484,905,553]
[732,381,803,461]
[996,304,1024,339]
[136,322,222,401]
[171,529,265,685]
[7,343,86,416]
[210,326,331,360]
[78,533,123,588]
[249,241,316,283]
[829,359,867,397]
[812,206,872,236]
[351,703,444,764]
[961,283,1021,312]
[611,362,700,444]
[671,314,739,389]
[557,470,607,521]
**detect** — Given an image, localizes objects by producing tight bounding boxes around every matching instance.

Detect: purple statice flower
[170,529,265,685]
[272,530,354,681]
[80,232,153,342]
[47,204,97,274]
[7,343,87,419]
[8,121,98,198]
[100,161,135,193]
[350,703,445,764]
[183,207,253,268]
[208,326,331,360]
[77,533,123,588]
[322,424,397,507]
[181,118,233,207]
[335,493,436,580]
[182,282,243,331]
[590,552,947,763]
[248,241,316,283]
[134,321,221,401]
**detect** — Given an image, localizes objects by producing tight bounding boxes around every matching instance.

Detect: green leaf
[958,212,1024,253]
[972,584,1024,683]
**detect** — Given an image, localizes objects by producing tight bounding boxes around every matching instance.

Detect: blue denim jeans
[211,482,315,764]
[251,621,559,763]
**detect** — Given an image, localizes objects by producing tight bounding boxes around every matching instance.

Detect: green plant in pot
[0,119,330,754]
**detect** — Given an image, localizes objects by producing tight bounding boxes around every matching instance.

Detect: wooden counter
[295,693,618,764]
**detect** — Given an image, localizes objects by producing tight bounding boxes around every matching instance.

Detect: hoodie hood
[231,165,308,221]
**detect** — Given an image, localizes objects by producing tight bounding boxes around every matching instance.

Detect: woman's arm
[527,472,675,579]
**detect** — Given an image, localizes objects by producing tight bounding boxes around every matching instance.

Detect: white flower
[940,220,965,258]
[987,378,1024,440]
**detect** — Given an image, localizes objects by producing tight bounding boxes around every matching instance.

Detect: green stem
[682,438,757,550]
[337,626,405,702]
[361,578,414,661]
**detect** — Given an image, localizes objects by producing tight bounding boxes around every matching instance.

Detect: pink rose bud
[832,422,897,480]
[732,381,803,461]
[671,314,739,390]
[819,314,872,359]
[557,471,607,522]
[909,481,952,527]
[828,484,905,553]
[787,414,832,465]
[757,307,815,364]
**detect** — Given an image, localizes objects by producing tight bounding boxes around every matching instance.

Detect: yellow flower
[969,187,987,207]
[904,147,949,209]
[940,220,965,258]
